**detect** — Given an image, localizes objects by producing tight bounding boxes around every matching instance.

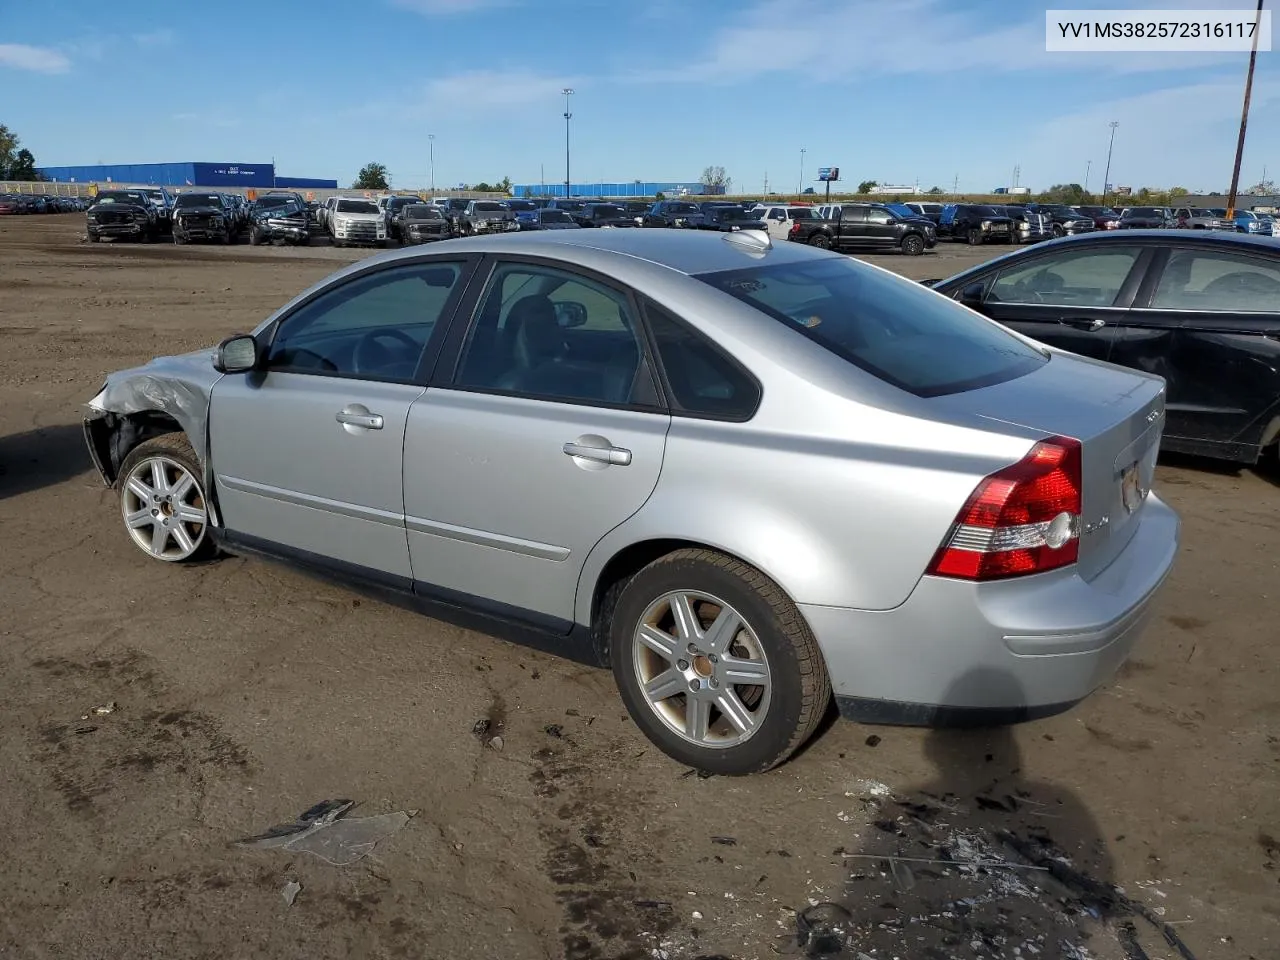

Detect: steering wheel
[351,329,420,376]
[1203,271,1280,297]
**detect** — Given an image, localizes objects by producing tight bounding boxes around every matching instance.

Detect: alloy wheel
[632,590,772,749]
[121,456,208,561]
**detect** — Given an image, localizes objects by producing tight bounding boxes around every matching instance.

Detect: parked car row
[0,193,89,214]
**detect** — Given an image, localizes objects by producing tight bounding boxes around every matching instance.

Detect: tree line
[0,124,39,180]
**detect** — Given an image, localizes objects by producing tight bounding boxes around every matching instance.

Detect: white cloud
[133,29,175,47]
[421,69,580,109]
[389,0,512,14]
[0,43,71,74]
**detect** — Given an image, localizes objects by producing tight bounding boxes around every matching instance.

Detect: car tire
[87,230,100,243]
[901,234,925,256]
[248,228,260,246]
[1051,224,1065,238]
[117,433,216,564]
[966,228,982,246]
[808,234,831,250]
[609,548,831,775]
[173,231,186,245]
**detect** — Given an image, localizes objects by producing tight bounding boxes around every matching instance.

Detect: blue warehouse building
[511,181,723,198]
[35,161,336,190]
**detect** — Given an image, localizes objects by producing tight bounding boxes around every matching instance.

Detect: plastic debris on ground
[235,799,415,866]
[281,880,301,906]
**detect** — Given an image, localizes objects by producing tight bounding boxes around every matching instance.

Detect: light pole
[1101,121,1119,204]
[1084,159,1092,196]
[798,147,806,197]
[562,88,574,199]
[1226,0,1265,218]
[428,134,435,194]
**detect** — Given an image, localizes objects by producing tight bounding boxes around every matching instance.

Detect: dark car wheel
[609,548,831,775]
[808,234,831,250]
[172,231,186,245]
[967,228,983,246]
[1051,223,1065,238]
[901,233,925,256]
[86,230,100,243]
[248,227,260,246]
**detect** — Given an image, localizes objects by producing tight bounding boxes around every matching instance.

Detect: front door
[403,259,670,627]
[1118,245,1280,454]
[970,243,1150,363]
[863,206,898,248]
[210,259,472,581]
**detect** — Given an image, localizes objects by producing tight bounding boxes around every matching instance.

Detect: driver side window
[267,262,463,381]
[988,248,1141,307]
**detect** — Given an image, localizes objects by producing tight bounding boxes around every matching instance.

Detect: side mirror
[214,334,260,373]
[959,282,986,305]
[554,301,588,328]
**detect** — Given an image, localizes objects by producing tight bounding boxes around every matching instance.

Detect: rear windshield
[590,205,625,217]
[697,259,1047,397]
[336,199,379,213]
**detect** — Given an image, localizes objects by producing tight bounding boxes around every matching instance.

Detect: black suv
[642,200,704,228]
[940,204,1015,245]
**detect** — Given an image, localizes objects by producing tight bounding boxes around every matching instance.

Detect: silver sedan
[84,229,1180,774]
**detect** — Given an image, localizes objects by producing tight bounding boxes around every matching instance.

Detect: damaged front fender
[82,347,223,485]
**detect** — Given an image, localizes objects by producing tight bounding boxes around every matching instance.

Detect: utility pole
[428,134,435,194]
[1084,159,1092,195]
[1227,0,1265,218]
[562,88,574,199]
[951,174,958,198]
[763,170,769,196]
[798,148,806,198]
[1101,121,1119,204]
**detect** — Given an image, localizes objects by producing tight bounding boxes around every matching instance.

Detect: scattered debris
[710,836,737,846]
[634,899,673,911]
[691,910,703,920]
[846,779,893,800]
[91,702,117,716]
[281,880,301,906]
[236,799,413,866]
[544,724,564,739]
[864,734,881,748]
[796,902,853,956]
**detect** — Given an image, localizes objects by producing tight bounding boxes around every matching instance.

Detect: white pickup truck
[328,197,387,247]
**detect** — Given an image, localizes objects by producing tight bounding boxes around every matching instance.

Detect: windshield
[141,190,165,201]
[884,203,916,218]
[94,192,147,205]
[504,200,537,211]
[591,205,625,218]
[697,258,1046,398]
[406,205,442,220]
[446,199,469,210]
[336,199,379,214]
[262,200,303,216]
[388,197,418,210]
[621,201,649,212]
[1123,207,1162,217]
[541,210,573,223]
[254,196,294,210]
[667,202,699,213]
[556,200,587,211]
[175,194,222,208]
[718,208,760,221]
[1204,208,1228,216]
[473,202,504,212]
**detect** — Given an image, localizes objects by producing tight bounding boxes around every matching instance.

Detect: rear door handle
[563,441,632,466]
[336,405,384,430]
[1058,317,1107,331]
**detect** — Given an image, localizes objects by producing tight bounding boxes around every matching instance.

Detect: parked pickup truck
[939,204,1015,245]
[788,202,936,256]
[1172,207,1239,231]
[459,200,517,234]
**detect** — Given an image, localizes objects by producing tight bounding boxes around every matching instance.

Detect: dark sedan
[516,209,582,231]
[933,231,1280,464]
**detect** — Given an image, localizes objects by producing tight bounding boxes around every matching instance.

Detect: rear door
[1118,244,1280,457]
[210,258,474,581]
[402,257,670,628]
[967,243,1152,362]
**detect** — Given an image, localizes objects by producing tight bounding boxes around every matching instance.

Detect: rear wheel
[87,230,100,243]
[967,228,983,246]
[117,433,215,564]
[609,548,830,775]
[808,233,831,250]
[901,233,925,256]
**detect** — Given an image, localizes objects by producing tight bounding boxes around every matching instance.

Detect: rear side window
[696,258,1046,398]
[644,302,760,420]
[1150,249,1280,312]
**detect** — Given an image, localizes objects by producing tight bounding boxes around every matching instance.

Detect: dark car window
[406,205,444,220]
[505,200,537,211]
[1150,249,1280,312]
[590,205,625,218]
[1123,207,1162,217]
[94,191,148,205]
[473,202,504,212]
[174,194,223,208]
[698,258,1046,397]
[839,206,868,223]
[989,247,1143,307]
[645,302,760,420]
[866,207,893,224]
[455,263,652,406]
[336,199,379,214]
[666,202,699,214]
[540,210,573,223]
[267,263,463,380]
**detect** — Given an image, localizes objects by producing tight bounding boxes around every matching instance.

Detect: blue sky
[3,0,1278,193]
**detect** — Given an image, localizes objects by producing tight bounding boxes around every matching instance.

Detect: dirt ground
[0,215,1277,960]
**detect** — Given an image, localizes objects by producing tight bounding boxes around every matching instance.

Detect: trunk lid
[933,352,1166,582]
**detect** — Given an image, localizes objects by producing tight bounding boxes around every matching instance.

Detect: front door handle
[1058,317,1107,331]
[563,441,632,466]
[336,404,384,430]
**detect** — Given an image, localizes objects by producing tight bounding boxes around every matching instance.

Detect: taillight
[927,437,1082,581]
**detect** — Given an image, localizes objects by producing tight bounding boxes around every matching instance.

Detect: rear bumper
[803,492,1180,725]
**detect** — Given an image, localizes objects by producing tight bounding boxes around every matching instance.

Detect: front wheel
[117,433,216,564]
[1051,224,1065,238]
[901,233,925,256]
[967,228,983,246]
[609,548,831,775]
[807,233,831,250]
